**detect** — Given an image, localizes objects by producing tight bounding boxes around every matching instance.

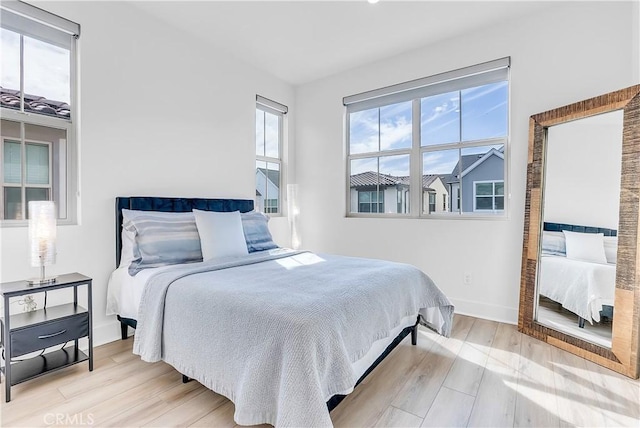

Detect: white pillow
[193,210,249,260]
[119,228,136,269]
[563,231,607,264]
[603,236,618,265]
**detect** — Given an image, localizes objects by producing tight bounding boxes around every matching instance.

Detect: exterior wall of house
[461,154,504,212]
[422,179,449,214]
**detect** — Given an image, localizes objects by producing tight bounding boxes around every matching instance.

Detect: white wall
[295,2,637,323]
[544,110,623,229]
[0,1,295,345]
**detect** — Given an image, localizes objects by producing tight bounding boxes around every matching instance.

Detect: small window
[0,3,80,223]
[358,190,384,213]
[428,193,436,213]
[255,96,287,215]
[473,180,504,212]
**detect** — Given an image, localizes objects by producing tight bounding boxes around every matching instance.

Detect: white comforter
[132,249,453,427]
[538,255,615,323]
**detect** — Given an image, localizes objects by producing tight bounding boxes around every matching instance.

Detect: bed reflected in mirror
[536,110,623,348]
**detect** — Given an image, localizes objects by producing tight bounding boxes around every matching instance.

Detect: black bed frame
[115,196,419,412]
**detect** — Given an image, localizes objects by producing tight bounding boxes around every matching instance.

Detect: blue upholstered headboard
[543,222,617,237]
[115,197,254,267]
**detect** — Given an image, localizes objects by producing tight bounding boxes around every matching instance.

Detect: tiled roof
[350,171,443,190]
[0,87,70,119]
[350,171,403,187]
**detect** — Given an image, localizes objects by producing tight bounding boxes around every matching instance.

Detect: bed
[106,196,454,427]
[538,222,617,326]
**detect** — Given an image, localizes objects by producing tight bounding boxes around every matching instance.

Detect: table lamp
[28,201,57,285]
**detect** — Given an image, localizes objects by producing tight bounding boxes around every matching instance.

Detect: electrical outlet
[463,273,472,285]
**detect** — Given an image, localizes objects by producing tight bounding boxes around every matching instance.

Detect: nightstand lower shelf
[1,346,88,386]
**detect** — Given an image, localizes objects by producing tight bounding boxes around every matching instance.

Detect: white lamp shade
[28,201,57,267]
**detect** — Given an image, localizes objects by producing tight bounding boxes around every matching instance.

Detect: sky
[350,81,508,177]
[1,28,70,104]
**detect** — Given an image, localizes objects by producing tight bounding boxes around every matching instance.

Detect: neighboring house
[255,167,280,213]
[349,171,448,214]
[1,87,67,220]
[445,147,504,213]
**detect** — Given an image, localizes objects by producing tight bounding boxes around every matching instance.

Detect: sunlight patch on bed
[276,253,326,269]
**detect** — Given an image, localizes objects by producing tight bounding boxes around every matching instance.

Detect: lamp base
[27,276,57,285]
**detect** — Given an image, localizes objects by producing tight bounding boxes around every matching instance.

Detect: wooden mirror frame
[519,85,640,378]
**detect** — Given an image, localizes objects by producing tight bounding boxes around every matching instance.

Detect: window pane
[24,36,71,111]
[264,111,279,158]
[495,196,505,210]
[358,192,371,203]
[461,81,508,141]
[26,143,49,185]
[4,187,21,219]
[349,108,378,154]
[476,182,493,196]
[1,28,21,110]
[265,162,280,213]
[4,141,22,183]
[379,154,409,214]
[476,196,493,210]
[495,182,504,196]
[350,157,378,213]
[421,91,460,146]
[422,149,458,214]
[380,101,412,151]
[25,187,50,218]
[256,161,279,214]
[255,160,267,213]
[255,109,265,156]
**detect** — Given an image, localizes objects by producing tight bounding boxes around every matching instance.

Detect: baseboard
[450,297,518,325]
[92,319,130,348]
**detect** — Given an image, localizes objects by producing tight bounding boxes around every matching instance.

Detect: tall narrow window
[345,58,509,218]
[0,3,80,223]
[255,96,287,215]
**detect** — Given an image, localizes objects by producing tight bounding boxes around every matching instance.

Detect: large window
[345,58,509,218]
[0,3,79,223]
[255,95,287,215]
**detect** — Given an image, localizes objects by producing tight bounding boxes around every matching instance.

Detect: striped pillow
[123,209,202,275]
[241,211,278,253]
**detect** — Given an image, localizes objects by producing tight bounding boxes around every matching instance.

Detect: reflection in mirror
[536,110,623,348]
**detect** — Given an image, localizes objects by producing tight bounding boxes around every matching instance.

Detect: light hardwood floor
[2,315,638,427]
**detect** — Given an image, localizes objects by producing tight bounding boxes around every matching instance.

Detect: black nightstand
[0,273,93,402]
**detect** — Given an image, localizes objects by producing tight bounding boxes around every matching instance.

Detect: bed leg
[411,325,417,345]
[182,375,191,383]
[578,317,586,329]
[120,321,128,340]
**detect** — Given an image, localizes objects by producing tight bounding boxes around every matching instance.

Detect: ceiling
[131,1,558,86]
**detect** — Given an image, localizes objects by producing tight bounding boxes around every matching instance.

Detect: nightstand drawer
[11,313,89,358]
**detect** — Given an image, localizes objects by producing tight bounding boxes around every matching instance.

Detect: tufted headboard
[543,222,617,237]
[115,196,254,267]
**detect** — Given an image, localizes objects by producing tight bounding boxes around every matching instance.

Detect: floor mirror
[519,85,640,378]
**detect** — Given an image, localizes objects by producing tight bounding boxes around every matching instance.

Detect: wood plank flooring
[2,315,638,427]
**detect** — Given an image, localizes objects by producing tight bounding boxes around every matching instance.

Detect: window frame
[357,190,384,213]
[0,3,79,226]
[255,98,286,216]
[473,180,505,213]
[2,137,54,220]
[344,58,510,220]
